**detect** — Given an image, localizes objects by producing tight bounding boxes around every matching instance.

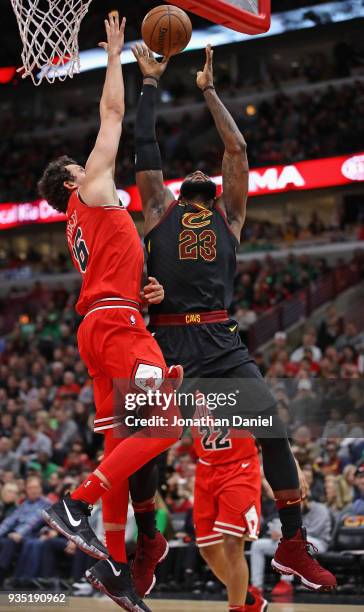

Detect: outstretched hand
[131,43,169,80]
[197,44,214,90]
[99,12,126,57]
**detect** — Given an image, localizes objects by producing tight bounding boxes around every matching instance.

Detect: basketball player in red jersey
[192,397,267,612]
[131,42,336,596]
[38,14,183,612]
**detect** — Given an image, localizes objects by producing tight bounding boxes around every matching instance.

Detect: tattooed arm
[132,44,174,234]
[197,46,249,242]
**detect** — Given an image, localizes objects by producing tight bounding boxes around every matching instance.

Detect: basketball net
[10,0,93,86]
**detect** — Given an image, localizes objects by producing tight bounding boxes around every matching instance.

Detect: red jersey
[66,190,144,316]
[193,426,257,466]
[191,398,257,465]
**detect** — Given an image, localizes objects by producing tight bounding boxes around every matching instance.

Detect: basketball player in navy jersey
[129,43,336,604]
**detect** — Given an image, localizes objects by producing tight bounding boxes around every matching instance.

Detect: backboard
[170,0,271,34]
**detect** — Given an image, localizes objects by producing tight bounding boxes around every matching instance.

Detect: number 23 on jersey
[179,229,217,262]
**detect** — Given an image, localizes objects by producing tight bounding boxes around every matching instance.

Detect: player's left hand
[142,277,164,305]
[131,43,169,80]
[197,44,214,90]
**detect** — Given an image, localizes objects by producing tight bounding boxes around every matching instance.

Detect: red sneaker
[131,531,169,598]
[271,528,336,592]
[247,585,268,612]
[271,580,293,597]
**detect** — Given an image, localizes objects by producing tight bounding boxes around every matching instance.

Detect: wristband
[203,85,215,93]
[143,75,159,84]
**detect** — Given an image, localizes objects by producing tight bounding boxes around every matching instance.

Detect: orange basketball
[141,5,192,57]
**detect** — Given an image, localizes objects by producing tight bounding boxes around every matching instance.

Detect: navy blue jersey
[145,201,239,315]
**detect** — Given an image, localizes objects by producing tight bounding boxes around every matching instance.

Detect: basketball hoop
[170,0,271,34]
[10,0,93,85]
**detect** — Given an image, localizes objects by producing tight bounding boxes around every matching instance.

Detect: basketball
[141,5,192,57]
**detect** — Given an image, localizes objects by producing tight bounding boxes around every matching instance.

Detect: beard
[180,178,217,202]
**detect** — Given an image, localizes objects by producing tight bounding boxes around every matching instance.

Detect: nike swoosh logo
[63,500,82,527]
[229,325,238,333]
[242,463,250,469]
[107,559,121,576]
[286,499,301,505]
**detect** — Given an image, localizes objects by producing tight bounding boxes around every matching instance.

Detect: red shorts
[194,455,261,547]
[77,306,167,433]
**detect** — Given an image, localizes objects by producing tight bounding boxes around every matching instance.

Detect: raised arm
[197,46,249,242]
[80,13,126,206]
[132,44,175,234]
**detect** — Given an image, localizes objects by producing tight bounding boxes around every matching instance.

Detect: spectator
[15,419,52,467]
[27,452,59,481]
[52,408,79,461]
[291,426,320,465]
[63,442,94,474]
[290,379,321,427]
[315,440,348,476]
[56,372,81,400]
[336,464,356,508]
[317,305,343,351]
[0,438,20,476]
[340,463,364,514]
[269,331,288,362]
[324,475,345,517]
[335,322,364,353]
[302,463,325,503]
[234,303,257,341]
[0,476,49,585]
[308,212,325,236]
[322,408,348,439]
[290,330,322,363]
[0,482,19,522]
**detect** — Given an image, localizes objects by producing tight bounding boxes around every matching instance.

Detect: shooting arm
[132,44,174,233]
[135,78,173,233]
[204,89,249,241]
[81,15,125,205]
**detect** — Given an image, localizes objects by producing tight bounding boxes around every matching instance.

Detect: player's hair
[38,155,78,213]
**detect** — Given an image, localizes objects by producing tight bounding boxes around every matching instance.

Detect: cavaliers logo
[182,209,213,229]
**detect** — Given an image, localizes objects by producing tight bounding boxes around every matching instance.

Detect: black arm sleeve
[135,84,162,172]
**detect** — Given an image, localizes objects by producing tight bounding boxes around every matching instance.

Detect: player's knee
[223,534,244,560]
[199,544,217,562]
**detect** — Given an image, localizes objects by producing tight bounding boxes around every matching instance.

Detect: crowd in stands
[233,249,364,325]
[161,41,363,100]
[1,210,362,278]
[241,213,363,252]
[1,250,363,336]
[1,75,363,201]
[0,250,72,277]
[0,255,363,595]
